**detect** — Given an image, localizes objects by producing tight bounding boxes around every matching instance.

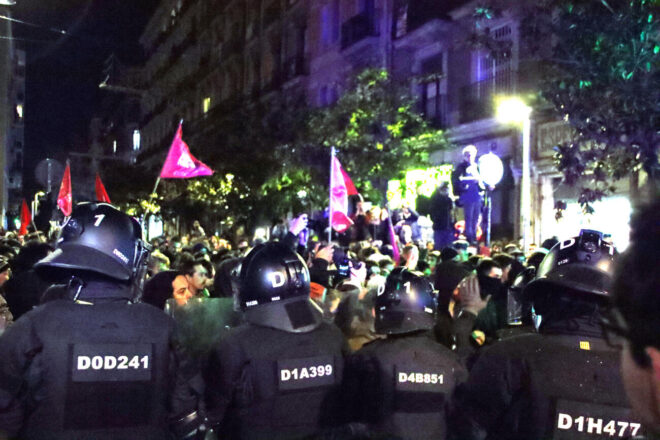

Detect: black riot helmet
[35,202,151,286]
[506,266,536,326]
[238,241,321,333]
[375,267,437,335]
[524,229,617,314]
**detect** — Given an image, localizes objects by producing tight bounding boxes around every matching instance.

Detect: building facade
[126,0,634,247]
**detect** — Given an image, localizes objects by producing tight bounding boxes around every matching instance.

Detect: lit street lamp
[496,96,532,254]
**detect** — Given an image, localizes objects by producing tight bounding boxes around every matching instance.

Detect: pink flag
[330,156,354,233]
[160,123,213,179]
[387,213,401,264]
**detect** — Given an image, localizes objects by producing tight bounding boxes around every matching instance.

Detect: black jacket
[450,317,644,440]
[344,332,467,440]
[0,281,198,440]
[204,321,349,439]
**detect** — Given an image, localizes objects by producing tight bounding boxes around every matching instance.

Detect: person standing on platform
[452,145,484,245]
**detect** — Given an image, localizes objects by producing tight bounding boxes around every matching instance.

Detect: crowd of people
[0,195,657,440]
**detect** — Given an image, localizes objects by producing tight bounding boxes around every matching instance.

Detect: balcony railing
[341,12,378,49]
[458,70,515,124]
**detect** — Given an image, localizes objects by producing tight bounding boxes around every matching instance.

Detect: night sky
[12,0,159,195]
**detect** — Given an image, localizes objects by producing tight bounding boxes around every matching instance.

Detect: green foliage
[296,68,451,203]
[474,0,659,209]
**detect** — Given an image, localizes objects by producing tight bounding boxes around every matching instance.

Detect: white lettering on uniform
[77,356,91,370]
[397,372,444,384]
[92,356,103,369]
[587,417,603,434]
[557,413,642,437]
[560,238,575,250]
[269,272,285,288]
[76,355,150,371]
[557,413,572,430]
[104,356,117,369]
[280,365,333,382]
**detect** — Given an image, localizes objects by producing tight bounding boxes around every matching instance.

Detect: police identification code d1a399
[277,355,336,391]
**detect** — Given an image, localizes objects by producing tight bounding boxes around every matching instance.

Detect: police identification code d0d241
[70,343,153,382]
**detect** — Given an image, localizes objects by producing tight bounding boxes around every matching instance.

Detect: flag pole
[152,119,184,198]
[328,146,335,243]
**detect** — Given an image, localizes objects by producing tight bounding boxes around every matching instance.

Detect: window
[203,97,211,114]
[133,130,141,151]
[320,0,339,47]
[15,104,23,120]
[112,140,117,154]
[420,54,446,126]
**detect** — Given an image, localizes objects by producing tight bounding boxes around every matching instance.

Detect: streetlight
[496,96,532,254]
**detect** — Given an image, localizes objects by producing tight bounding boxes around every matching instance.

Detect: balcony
[458,71,515,124]
[341,12,378,50]
[282,55,308,82]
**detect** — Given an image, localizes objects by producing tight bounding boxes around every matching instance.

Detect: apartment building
[129,0,633,247]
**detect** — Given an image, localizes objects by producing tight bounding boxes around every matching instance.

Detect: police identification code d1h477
[556,413,641,438]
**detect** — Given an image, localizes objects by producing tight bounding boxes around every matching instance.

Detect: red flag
[339,165,358,196]
[330,156,354,232]
[18,199,30,236]
[57,162,72,216]
[95,173,111,203]
[160,123,213,178]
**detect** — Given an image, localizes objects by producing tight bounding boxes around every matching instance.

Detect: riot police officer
[451,229,645,439]
[344,267,466,440]
[0,202,201,440]
[204,241,348,440]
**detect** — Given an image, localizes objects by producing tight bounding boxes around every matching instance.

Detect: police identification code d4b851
[394,366,451,393]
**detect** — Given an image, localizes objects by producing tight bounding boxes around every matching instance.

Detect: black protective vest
[206,322,347,440]
[345,332,466,440]
[16,299,175,440]
[454,333,644,440]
